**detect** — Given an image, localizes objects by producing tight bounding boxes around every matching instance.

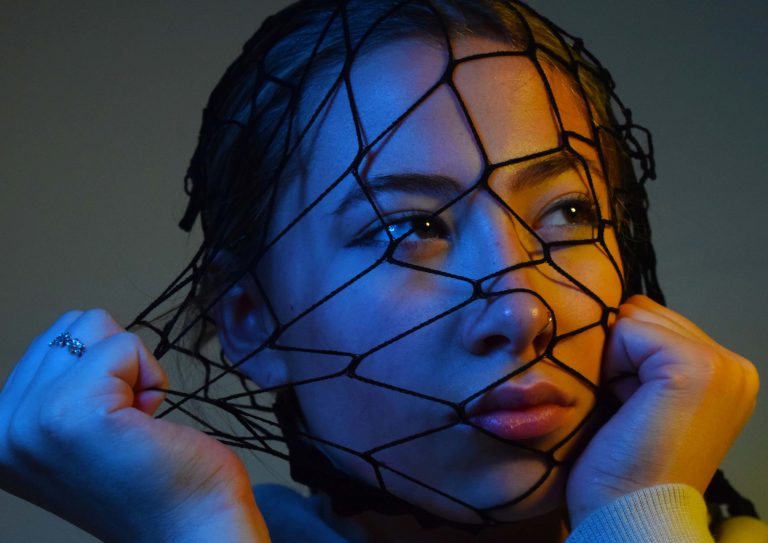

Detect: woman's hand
[0,309,270,542]
[566,295,760,527]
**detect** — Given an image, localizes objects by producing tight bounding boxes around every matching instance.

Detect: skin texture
[240,36,622,524]
[0,36,759,543]
[0,310,270,542]
[216,37,758,540]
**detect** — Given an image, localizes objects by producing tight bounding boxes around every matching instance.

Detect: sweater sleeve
[566,484,715,543]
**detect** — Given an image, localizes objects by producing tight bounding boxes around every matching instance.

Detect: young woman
[0,1,763,541]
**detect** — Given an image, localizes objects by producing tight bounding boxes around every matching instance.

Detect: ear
[210,257,289,390]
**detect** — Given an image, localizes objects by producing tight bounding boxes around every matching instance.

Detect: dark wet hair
[131,0,755,529]
[178,0,661,314]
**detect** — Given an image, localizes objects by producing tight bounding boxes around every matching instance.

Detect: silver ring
[48,331,86,358]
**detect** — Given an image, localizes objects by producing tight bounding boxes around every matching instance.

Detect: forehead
[279,35,598,218]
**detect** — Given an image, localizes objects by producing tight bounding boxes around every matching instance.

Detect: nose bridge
[458,191,554,358]
[472,189,539,291]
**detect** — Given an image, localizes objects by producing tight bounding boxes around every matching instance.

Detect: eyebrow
[331,154,603,217]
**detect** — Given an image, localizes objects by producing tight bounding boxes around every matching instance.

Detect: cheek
[545,235,623,385]
[548,229,623,310]
[579,243,623,307]
[296,376,455,452]
[551,323,607,386]
[273,259,471,356]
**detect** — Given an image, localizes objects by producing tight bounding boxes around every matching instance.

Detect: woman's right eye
[350,214,451,249]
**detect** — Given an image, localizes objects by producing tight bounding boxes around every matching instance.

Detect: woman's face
[252,35,623,523]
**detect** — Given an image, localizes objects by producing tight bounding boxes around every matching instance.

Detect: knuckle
[742,361,760,398]
[664,347,720,391]
[35,310,86,343]
[110,331,143,351]
[83,307,117,325]
[691,350,721,382]
[60,309,84,322]
[663,369,696,392]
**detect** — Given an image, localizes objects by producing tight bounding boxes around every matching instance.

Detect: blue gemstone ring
[48,331,86,358]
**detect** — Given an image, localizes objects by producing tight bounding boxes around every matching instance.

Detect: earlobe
[212,267,289,389]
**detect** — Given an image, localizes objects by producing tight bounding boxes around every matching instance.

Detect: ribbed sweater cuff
[566,484,714,543]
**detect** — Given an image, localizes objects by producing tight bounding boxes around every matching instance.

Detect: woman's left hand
[566,294,760,526]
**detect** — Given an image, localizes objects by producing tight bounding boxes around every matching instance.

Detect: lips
[466,382,575,441]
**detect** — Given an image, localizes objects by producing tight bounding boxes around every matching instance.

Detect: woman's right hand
[0,309,271,542]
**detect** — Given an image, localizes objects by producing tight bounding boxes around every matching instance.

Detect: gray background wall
[1,1,766,540]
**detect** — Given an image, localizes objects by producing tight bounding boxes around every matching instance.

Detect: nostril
[533,313,554,354]
[481,334,510,354]
[533,329,552,354]
[460,291,553,357]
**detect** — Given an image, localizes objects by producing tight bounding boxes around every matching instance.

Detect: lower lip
[469,405,571,441]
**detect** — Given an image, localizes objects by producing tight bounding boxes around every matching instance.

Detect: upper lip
[466,381,574,418]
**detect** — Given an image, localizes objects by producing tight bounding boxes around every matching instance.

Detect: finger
[3,310,128,452]
[623,295,716,346]
[3,316,167,480]
[9,309,128,434]
[0,310,83,404]
[618,303,701,346]
[602,315,713,387]
[66,330,168,416]
[628,301,760,392]
[115,332,169,415]
[604,373,641,403]
[30,309,125,388]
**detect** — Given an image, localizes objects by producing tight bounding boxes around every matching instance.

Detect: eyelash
[537,194,599,229]
[350,212,450,248]
[348,194,600,249]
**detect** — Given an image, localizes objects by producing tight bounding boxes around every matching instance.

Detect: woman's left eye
[537,195,598,229]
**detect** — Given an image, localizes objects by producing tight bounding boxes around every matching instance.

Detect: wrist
[568,484,711,540]
[152,486,270,543]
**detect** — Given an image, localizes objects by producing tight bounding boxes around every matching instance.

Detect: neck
[315,492,570,543]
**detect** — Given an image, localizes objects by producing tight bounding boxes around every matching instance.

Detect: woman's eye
[536,196,599,240]
[389,217,448,240]
[352,214,450,247]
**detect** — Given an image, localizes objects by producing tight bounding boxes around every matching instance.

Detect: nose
[459,202,554,358]
[460,282,553,358]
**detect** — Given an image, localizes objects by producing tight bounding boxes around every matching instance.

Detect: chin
[381,457,568,525]
[482,467,567,524]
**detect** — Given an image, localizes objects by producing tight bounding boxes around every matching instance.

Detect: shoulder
[252,484,349,543]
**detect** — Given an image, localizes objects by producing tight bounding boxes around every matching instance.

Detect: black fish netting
[124,0,754,530]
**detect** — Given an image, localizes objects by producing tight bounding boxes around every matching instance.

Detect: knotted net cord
[127,0,755,529]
